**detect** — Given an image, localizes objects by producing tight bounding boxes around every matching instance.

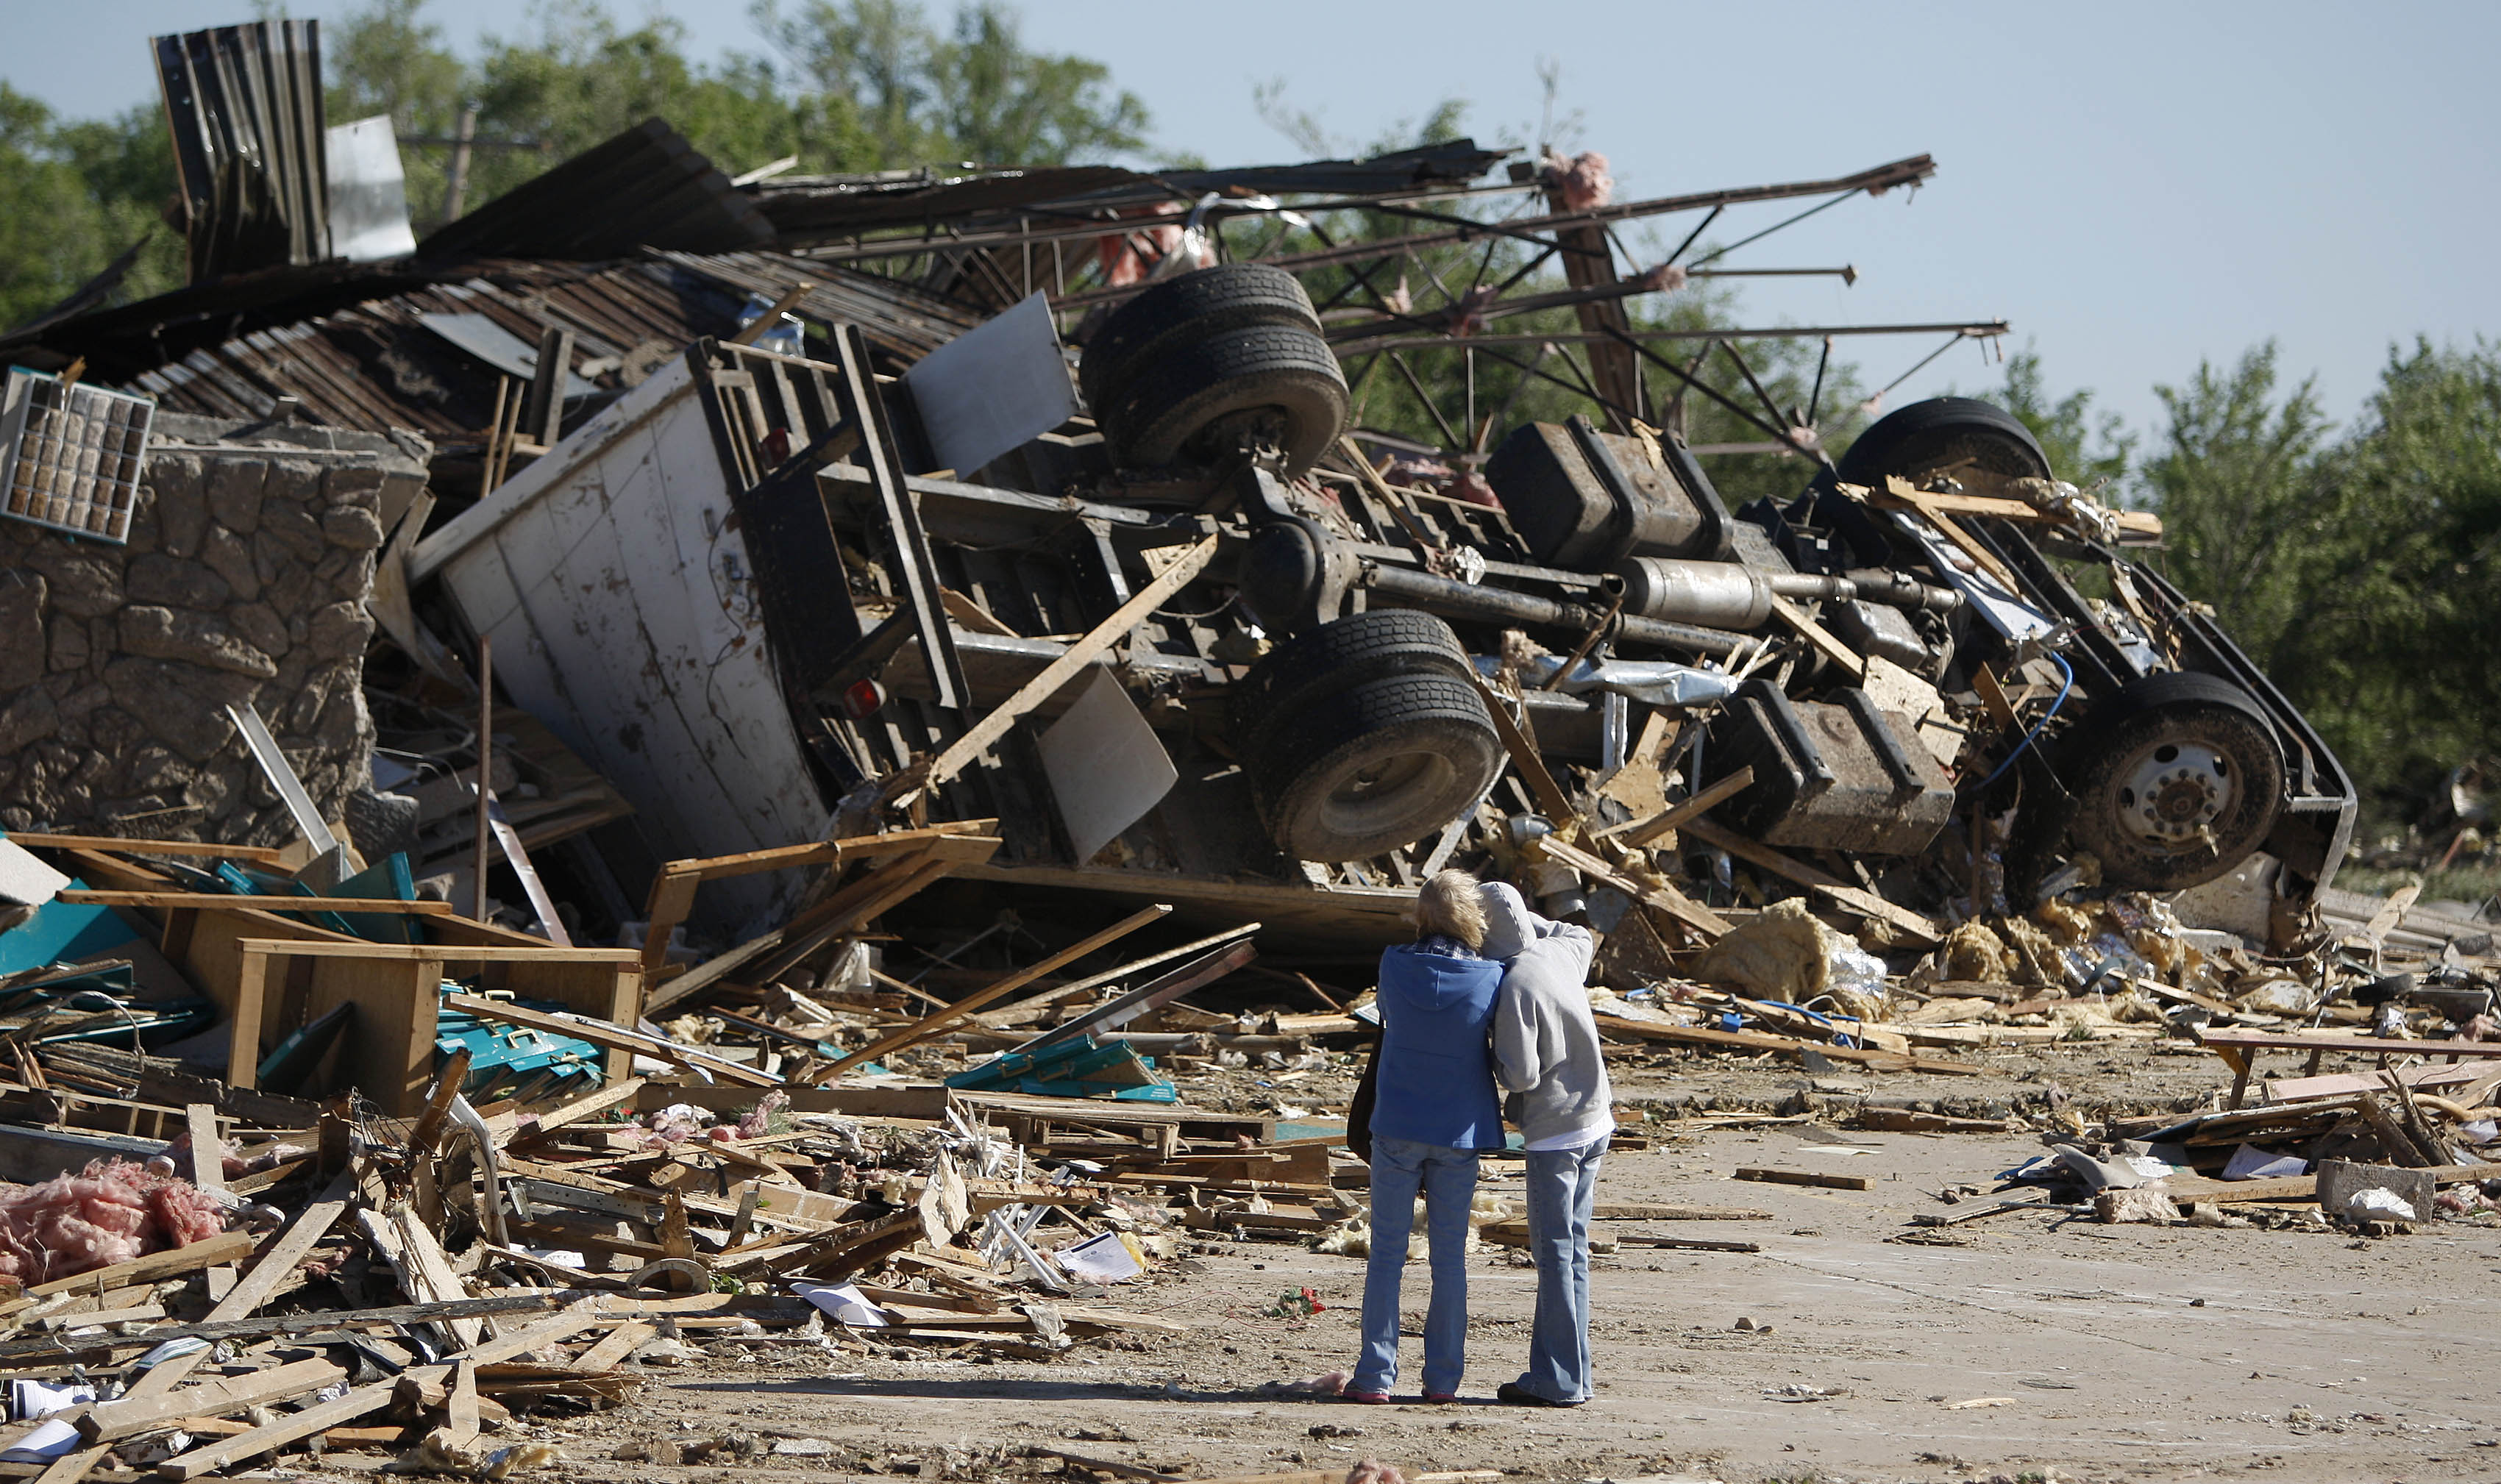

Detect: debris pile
[0,15,2493,1477]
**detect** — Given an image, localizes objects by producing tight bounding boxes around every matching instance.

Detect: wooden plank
[646,838,997,1015]
[2196,1028,2501,1058]
[57,891,455,915]
[1885,476,2025,593]
[1605,766,1754,847]
[1765,594,1865,682]
[1621,1232,1762,1252]
[1593,1013,1983,1075]
[1461,669,1576,824]
[181,1106,226,1201]
[182,1103,235,1303]
[227,938,638,966]
[905,535,1221,803]
[493,1076,647,1143]
[79,1358,343,1443]
[2266,1059,2501,1104]
[1735,1167,1872,1191]
[639,871,702,976]
[7,834,286,863]
[1528,835,1731,939]
[404,1049,473,1162]
[655,822,999,885]
[28,1230,255,1296]
[974,924,1262,1028]
[822,905,1173,1076]
[1860,479,2162,536]
[397,1208,493,1344]
[440,993,775,1088]
[153,1307,619,1480]
[440,1361,480,1449]
[569,1319,655,1372]
[1679,818,1944,943]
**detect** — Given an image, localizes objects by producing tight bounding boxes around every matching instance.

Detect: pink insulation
[1095,208,1184,288]
[0,1158,230,1287]
[730,1090,790,1141]
[1545,150,1613,212]
[1632,262,1689,294]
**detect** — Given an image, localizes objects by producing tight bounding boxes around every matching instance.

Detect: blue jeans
[1353,1133,1479,1396]
[1514,1137,1604,1402]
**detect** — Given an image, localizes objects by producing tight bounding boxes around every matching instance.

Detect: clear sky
[8,0,2497,447]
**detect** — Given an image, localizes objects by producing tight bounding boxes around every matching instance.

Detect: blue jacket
[1368,942,1505,1152]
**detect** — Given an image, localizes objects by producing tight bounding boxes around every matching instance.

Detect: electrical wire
[1976,651,2074,791]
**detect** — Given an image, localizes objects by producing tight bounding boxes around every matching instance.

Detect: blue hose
[1976,652,2074,791]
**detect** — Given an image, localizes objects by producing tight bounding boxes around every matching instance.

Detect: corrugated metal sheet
[115,253,981,449]
[743,141,1509,246]
[418,118,774,262]
[153,20,331,279]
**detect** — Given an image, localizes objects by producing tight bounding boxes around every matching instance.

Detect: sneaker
[1340,1389,1390,1404]
[1496,1381,1582,1408]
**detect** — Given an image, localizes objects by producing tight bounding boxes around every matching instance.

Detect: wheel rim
[1316,750,1458,838]
[2111,739,2238,849]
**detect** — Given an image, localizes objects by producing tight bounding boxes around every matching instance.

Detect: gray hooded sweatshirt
[1479,883,1613,1149]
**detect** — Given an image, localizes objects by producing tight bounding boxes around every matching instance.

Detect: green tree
[2140,343,2333,657]
[750,0,1146,168]
[928,4,1148,166]
[2271,341,2501,807]
[2140,338,2501,814]
[1974,345,2133,492]
[0,86,181,330]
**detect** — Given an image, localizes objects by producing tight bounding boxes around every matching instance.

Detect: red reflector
[839,679,886,721]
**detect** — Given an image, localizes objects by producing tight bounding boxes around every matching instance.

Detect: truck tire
[1835,396,2052,486]
[1100,322,1349,476]
[1230,610,1476,757]
[1249,671,1502,863]
[2055,671,2286,891]
[1080,263,1322,416]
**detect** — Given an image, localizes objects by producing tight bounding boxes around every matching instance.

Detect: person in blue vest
[1343,868,1506,1404]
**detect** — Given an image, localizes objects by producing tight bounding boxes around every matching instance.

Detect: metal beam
[832,322,970,715]
[1337,321,2009,354]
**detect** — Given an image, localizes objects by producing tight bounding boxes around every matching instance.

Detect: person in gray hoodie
[1479,882,1609,1408]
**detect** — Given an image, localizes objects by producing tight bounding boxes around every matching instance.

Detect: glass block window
[1,369,156,544]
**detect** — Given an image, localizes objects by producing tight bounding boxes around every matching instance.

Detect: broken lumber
[646,832,1000,1014]
[1462,668,1578,824]
[821,904,1173,1076]
[154,1306,622,1480]
[1593,1013,1982,1075]
[1735,1167,1873,1191]
[902,535,1220,805]
[79,1358,344,1443]
[1606,766,1754,847]
[1679,818,1945,944]
[27,1230,255,1296]
[636,822,998,976]
[1528,834,1732,938]
[1618,1232,1762,1252]
[441,993,775,1088]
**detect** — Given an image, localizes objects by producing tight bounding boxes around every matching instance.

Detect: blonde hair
[1415,868,1487,949]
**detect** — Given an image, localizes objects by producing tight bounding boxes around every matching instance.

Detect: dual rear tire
[1081,264,1348,477]
[1231,611,1502,863]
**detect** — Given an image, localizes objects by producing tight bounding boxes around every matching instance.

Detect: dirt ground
[313,1043,2501,1484]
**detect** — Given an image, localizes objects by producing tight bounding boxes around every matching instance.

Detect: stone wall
[0,413,430,845]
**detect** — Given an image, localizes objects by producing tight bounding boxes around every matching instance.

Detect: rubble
[2,22,2499,1480]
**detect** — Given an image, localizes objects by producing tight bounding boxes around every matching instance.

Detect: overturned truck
[408,258,2353,947]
